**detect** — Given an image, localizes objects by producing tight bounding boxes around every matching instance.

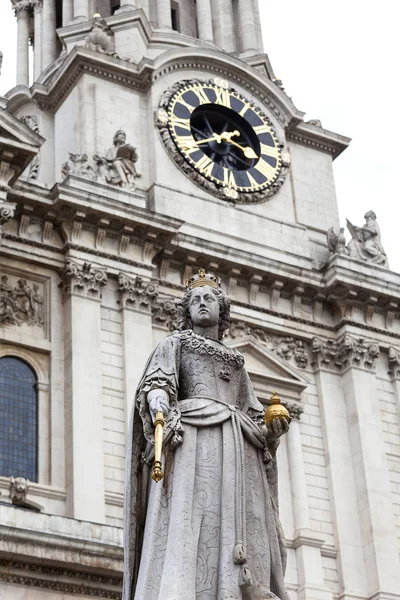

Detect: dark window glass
[0,357,38,481]
[171,5,180,31]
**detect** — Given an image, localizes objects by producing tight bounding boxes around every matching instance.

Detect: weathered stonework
[59,260,108,300]
[0,274,44,326]
[312,334,380,370]
[227,320,309,369]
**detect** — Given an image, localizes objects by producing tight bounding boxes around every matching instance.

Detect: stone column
[237,0,258,54]
[156,0,172,30]
[42,0,57,70]
[73,0,89,22]
[62,0,73,25]
[117,274,158,435]
[285,402,332,600]
[117,0,136,12]
[196,0,214,43]
[313,343,368,600]
[213,0,235,53]
[15,5,30,86]
[33,0,43,80]
[60,259,107,523]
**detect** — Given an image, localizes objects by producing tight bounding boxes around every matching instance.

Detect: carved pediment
[225,335,309,400]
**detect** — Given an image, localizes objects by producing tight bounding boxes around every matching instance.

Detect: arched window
[0,357,38,482]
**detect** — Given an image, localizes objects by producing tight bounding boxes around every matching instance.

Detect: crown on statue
[186,268,221,290]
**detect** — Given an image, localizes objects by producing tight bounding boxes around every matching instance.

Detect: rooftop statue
[96,129,141,189]
[326,210,388,267]
[123,270,290,600]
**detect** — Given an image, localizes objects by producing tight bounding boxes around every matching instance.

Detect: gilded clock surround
[155,78,290,204]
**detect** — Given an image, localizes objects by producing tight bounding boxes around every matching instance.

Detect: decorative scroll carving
[327,211,388,267]
[226,320,309,369]
[0,200,16,240]
[0,275,44,326]
[0,154,16,201]
[152,297,178,331]
[10,477,42,511]
[59,260,108,300]
[154,79,290,205]
[20,115,40,180]
[118,273,158,311]
[312,334,380,370]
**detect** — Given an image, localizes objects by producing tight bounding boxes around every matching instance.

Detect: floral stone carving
[312,334,379,370]
[226,320,309,369]
[59,260,108,299]
[118,273,159,311]
[0,275,44,326]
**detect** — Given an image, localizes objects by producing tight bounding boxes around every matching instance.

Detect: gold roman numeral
[255,158,276,180]
[254,124,272,135]
[239,103,250,117]
[196,154,214,177]
[214,87,231,108]
[260,143,280,159]
[192,86,211,105]
[176,97,196,113]
[176,135,199,153]
[222,168,237,188]
[246,171,259,189]
[172,116,191,131]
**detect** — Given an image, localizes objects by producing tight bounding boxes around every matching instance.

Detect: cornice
[287,121,351,159]
[0,558,122,598]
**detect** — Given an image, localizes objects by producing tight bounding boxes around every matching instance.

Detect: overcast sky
[1,1,399,271]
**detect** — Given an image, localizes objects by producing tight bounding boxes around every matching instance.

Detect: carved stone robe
[123,330,289,600]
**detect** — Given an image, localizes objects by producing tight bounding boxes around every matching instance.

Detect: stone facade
[0,1,400,599]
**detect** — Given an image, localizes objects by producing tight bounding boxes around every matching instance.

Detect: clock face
[166,80,284,196]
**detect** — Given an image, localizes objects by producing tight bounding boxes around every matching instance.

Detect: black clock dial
[167,81,284,195]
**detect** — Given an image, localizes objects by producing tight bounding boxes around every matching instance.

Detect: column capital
[11,0,41,15]
[312,333,380,372]
[59,260,108,300]
[0,200,16,243]
[283,401,304,421]
[118,273,159,312]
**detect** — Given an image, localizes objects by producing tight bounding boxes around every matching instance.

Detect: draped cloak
[123,330,289,600]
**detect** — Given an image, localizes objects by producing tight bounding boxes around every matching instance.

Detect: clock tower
[1,1,400,600]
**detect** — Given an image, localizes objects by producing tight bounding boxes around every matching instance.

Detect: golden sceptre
[152,411,165,482]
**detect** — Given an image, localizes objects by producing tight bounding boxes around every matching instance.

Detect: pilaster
[117,273,158,435]
[285,402,332,600]
[313,346,368,600]
[313,334,400,600]
[60,259,107,523]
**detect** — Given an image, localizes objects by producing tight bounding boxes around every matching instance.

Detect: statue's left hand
[266,417,290,440]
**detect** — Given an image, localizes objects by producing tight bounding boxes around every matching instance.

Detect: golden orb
[264,392,291,426]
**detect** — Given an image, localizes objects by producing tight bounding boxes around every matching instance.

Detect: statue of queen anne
[123,269,290,600]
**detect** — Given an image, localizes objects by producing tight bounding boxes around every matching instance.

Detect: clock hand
[220,132,259,160]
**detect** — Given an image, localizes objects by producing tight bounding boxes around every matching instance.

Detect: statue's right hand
[147,389,170,424]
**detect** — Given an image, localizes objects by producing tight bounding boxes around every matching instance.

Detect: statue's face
[189,286,219,328]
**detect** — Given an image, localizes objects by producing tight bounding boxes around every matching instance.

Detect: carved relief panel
[0,270,49,340]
